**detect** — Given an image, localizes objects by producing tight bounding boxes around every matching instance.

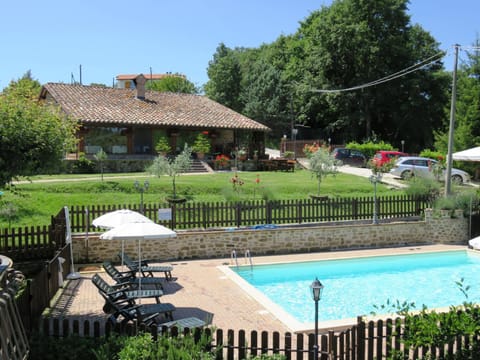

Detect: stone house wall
[72,212,469,264]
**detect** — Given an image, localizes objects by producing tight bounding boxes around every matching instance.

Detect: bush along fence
[37,314,480,360]
[1,195,429,261]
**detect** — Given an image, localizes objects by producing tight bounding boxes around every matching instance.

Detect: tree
[147,74,198,94]
[294,0,448,149]
[435,38,480,153]
[204,43,243,112]
[0,72,77,187]
[146,145,192,200]
[307,146,339,196]
[94,149,108,181]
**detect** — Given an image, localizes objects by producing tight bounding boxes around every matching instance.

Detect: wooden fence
[38,315,480,360]
[1,196,428,261]
[14,244,71,335]
[67,195,428,232]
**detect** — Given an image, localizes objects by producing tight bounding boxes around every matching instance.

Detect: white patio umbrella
[93,209,154,266]
[100,222,177,291]
[452,146,480,161]
[92,209,153,229]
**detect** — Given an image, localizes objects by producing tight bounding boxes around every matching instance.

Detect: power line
[310,51,446,93]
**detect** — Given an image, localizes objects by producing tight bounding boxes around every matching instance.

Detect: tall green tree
[147,74,198,94]
[295,0,448,149]
[435,38,480,153]
[0,72,77,187]
[204,43,243,112]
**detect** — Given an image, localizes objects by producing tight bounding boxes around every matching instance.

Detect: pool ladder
[231,249,253,269]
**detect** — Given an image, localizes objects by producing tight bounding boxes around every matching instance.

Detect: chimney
[134,74,146,100]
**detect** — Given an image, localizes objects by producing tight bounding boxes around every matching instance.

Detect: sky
[1,0,479,90]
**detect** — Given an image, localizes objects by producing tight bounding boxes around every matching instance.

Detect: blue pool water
[233,251,480,323]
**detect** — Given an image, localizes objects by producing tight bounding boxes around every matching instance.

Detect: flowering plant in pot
[214,154,230,169]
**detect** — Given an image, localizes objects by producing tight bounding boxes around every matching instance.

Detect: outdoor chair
[91,273,164,304]
[102,261,165,290]
[99,290,176,325]
[120,253,174,281]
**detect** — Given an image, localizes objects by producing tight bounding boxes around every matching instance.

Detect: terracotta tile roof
[41,83,270,131]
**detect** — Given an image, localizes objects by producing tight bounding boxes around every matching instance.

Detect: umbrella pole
[138,239,142,303]
[121,240,125,270]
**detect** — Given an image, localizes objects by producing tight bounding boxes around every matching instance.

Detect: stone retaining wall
[72,211,469,264]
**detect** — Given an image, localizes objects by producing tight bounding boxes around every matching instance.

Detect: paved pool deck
[47,244,467,334]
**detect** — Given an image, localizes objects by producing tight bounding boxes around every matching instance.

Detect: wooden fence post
[356,316,365,360]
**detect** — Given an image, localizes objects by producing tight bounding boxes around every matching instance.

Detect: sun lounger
[120,253,174,280]
[100,291,175,325]
[102,261,165,290]
[91,273,164,304]
[157,316,207,333]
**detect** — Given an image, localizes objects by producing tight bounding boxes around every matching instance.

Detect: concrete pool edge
[218,244,470,333]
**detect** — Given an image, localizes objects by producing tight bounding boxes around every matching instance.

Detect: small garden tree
[306,146,339,197]
[94,149,108,181]
[147,144,192,200]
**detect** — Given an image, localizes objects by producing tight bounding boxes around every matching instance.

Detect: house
[39,74,270,161]
[115,73,185,89]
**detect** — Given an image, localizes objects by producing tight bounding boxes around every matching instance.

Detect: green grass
[1,169,405,228]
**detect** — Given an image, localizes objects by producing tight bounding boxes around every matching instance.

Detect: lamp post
[134,180,149,214]
[310,277,324,360]
[369,173,382,224]
[401,140,405,153]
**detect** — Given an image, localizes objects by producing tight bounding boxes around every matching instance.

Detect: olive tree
[307,147,339,197]
[147,145,192,200]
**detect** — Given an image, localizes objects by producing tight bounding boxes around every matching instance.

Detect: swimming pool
[224,249,480,331]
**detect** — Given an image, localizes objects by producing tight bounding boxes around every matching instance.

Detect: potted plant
[154,136,171,156]
[237,147,247,161]
[282,151,295,159]
[192,133,211,159]
[214,154,230,170]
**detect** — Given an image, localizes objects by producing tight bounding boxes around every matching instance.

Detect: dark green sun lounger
[120,253,174,281]
[102,261,165,290]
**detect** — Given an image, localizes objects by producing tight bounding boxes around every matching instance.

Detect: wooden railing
[14,244,71,335]
[67,195,428,232]
[1,196,428,261]
[38,315,480,360]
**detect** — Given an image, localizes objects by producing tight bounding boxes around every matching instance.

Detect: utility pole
[445,44,460,196]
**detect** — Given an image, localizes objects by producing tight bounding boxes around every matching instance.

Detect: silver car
[389,156,470,184]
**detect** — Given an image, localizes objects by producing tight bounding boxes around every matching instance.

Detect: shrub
[346,141,395,159]
[419,149,445,162]
[29,332,104,360]
[192,133,211,154]
[154,136,172,154]
[404,177,440,206]
[454,190,480,216]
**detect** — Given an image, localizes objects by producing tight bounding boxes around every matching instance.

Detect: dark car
[331,148,367,167]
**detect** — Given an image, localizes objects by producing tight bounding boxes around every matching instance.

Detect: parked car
[389,156,470,184]
[331,148,367,167]
[372,150,408,167]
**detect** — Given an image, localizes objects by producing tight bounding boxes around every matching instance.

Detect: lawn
[1,169,405,228]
